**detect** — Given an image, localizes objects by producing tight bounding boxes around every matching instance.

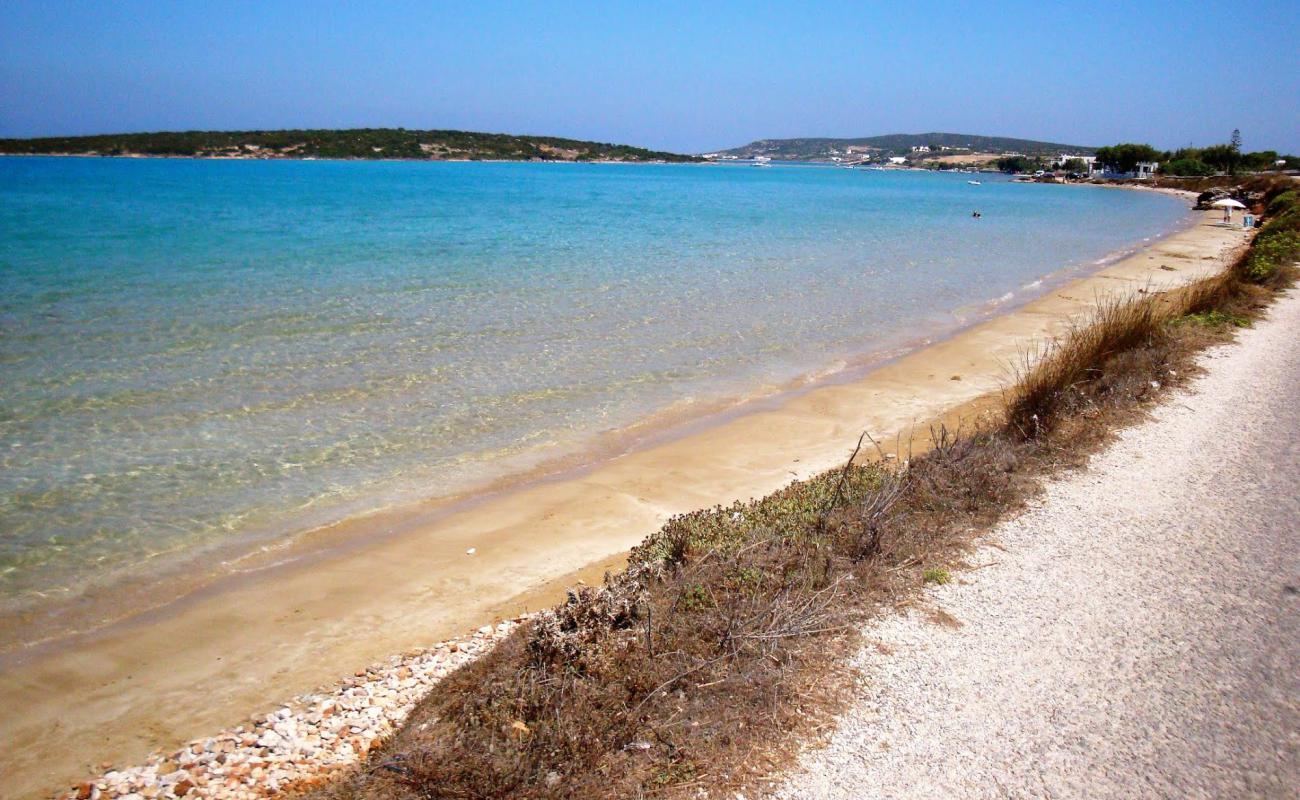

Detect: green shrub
[922,567,952,585]
[1176,310,1251,328]
[1265,189,1298,217]
[1236,187,1300,284]
[678,584,714,612]
[1162,158,1214,177]
[1244,230,1300,282]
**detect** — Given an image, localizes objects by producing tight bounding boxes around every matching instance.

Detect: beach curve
[0,206,1253,799]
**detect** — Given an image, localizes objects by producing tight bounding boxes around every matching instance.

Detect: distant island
[0,128,702,163]
[713,132,1095,165]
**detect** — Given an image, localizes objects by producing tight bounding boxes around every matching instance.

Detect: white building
[1102,161,1159,180]
[888,156,908,165]
[1051,154,1098,175]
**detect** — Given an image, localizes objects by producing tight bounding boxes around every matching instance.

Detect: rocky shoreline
[56,617,527,800]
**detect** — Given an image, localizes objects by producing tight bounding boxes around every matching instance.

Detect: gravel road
[774,289,1300,799]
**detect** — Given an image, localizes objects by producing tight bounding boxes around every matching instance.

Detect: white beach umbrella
[1211,198,1246,209]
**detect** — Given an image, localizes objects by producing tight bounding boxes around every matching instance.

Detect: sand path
[774,288,1300,798]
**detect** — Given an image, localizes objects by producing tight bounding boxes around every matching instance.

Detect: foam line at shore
[0,207,1253,799]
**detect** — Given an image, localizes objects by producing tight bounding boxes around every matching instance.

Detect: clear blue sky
[2,0,1297,153]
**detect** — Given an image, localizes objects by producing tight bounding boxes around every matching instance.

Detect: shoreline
[0,181,1190,655]
[0,206,1250,799]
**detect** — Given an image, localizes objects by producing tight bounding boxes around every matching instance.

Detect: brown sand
[0,210,1252,799]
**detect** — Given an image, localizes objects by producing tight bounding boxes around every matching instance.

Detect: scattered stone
[56,616,528,800]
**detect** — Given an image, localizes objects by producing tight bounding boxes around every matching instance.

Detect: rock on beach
[58,618,526,800]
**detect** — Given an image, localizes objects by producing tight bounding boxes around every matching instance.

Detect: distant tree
[1199,144,1237,173]
[1161,158,1215,176]
[995,155,1041,173]
[1241,150,1280,171]
[1094,143,1162,173]
[1202,130,1247,174]
[1061,158,1088,174]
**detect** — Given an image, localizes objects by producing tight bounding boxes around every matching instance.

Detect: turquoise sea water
[0,158,1185,612]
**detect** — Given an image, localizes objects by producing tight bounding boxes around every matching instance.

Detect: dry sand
[773,286,1300,800]
[0,209,1252,798]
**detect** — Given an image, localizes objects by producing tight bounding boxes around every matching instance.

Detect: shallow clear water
[0,158,1185,609]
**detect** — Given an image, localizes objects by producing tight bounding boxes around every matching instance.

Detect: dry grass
[302,184,1296,800]
[1006,290,1167,437]
[1004,273,1268,439]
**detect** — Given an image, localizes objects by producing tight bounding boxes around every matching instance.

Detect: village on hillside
[707,132,1297,180]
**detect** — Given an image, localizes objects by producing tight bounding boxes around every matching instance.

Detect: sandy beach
[0,207,1253,799]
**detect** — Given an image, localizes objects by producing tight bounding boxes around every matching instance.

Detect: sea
[0,157,1187,619]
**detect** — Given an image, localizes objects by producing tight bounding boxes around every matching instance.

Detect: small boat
[967,180,982,186]
[752,156,772,168]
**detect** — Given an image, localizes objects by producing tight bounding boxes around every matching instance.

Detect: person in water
[972,210,982,218]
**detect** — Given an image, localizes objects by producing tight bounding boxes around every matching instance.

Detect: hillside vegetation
[719,132,1093,160]
[0,129,701,162]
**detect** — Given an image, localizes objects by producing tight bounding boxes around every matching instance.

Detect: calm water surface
[0,158,1185,612]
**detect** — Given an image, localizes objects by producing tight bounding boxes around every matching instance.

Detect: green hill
[719,132,1095,161]
[0,128,701,163]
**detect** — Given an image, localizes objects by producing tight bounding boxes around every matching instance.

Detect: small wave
[804,359,849,383]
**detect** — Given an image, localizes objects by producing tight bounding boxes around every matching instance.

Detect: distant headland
[715,132,1096,161]
[0,128,702,163]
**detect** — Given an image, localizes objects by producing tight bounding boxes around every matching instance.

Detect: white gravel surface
[774,290,1300,799]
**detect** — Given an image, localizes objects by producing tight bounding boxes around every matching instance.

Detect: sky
[1,1,1297,154]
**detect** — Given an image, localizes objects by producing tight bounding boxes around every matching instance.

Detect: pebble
[57,617,527,799]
